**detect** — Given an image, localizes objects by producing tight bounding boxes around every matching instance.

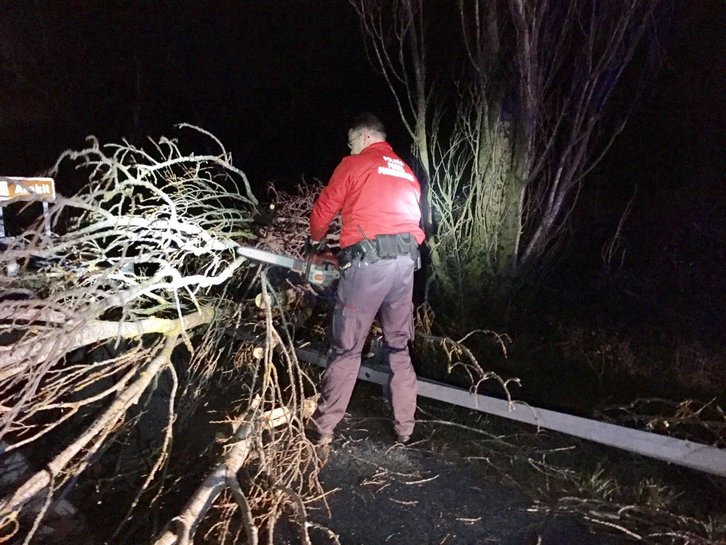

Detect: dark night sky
[0,0,403,186]
[1,1,723,187]
[1,0,724,290]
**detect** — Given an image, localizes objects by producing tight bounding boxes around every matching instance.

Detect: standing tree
[351,0,660,314]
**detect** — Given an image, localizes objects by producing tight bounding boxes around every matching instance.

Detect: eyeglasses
[347,133,364,149]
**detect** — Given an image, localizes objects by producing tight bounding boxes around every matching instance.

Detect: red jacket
[310,141,425,248]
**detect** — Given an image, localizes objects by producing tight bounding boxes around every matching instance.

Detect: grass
[405,393,726,544]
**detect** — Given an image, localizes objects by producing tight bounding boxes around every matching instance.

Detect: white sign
[0,177,56,202]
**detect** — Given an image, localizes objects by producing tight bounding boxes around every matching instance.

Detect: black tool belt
[339,233,420,269]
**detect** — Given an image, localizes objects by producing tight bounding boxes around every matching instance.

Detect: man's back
[310,141,425,248]
[308,113,421,446]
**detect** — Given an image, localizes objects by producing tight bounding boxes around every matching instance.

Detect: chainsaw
[236,245,340,288]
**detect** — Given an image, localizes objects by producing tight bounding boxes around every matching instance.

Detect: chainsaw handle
[303,236,325,283]
[304,236,327,255]
[310,251,338,269]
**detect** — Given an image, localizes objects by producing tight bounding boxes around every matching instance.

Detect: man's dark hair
[350,113,386,139]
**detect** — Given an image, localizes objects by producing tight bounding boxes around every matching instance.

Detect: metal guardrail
[296,347,726,478]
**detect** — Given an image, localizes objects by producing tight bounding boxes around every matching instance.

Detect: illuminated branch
[153,396,318,545]
[0,330,184,518]
[0,310,213,383]
[0,128,327,544]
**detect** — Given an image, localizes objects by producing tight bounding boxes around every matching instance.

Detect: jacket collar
[360,141,392,154]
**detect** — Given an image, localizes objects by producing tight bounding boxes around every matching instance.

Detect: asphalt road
[300,387,621,545]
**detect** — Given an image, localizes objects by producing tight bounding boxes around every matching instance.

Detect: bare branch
[350,0,661,309]
[0,128,328,543]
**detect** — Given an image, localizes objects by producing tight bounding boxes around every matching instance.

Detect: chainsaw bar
[237,246,307,273]
[237,245,340,288]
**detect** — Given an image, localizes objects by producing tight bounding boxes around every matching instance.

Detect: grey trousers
[313,254,418,437]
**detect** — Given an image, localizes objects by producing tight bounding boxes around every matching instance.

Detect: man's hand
[304,237,326,255]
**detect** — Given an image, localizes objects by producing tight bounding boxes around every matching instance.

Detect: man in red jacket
[308,113,425,445]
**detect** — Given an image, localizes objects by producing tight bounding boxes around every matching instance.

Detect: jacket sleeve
[310,160,350,241]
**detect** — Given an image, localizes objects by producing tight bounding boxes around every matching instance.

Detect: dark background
[1,0,724,338]
[1,6,723,542]
[1,1,722,191]
[0,0,406,185]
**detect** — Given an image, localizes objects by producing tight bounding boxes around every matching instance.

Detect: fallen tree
[0,127,328,544]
